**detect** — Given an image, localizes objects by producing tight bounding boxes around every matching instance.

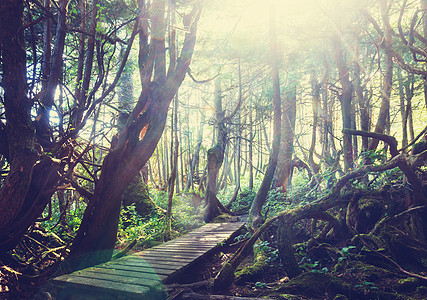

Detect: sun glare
[203,0,365,44]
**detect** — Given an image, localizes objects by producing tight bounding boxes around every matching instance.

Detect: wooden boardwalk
[52,221,245,299]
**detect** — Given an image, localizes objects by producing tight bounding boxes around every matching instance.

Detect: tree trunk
[397,68,409,147]
[36,0,68,149]
[368,0,393,152]
[332,35,354,171]
[68,0,203,268]
[204,78,228,222]
[165,132,178,241]
[250,3,282,228]
[353,51,370,151]
[71,0,97,128]
[204,146,225,222]
[321,62,331,158]
[0,0,39,238]
[41,0,52,91]
[308,73,321,176]
[273,82,296,191]
[277,218,302,278]
[248,106,254,190]
[186,114,205,191]
[422,0,427,109]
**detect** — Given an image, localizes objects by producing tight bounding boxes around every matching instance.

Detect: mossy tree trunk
[277,218,302,278]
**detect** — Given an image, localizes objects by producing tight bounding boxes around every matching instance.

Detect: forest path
[52,221,245,299]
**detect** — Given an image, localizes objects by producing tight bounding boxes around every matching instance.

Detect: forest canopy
[0,0,426,299]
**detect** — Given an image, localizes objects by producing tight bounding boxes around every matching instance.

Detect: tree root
[234,241,269,284]
[214,155,406,290]
[370,205,427,235]
[356,234,427,281]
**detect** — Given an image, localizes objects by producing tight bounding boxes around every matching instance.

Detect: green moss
[123,177,156,216]
[357,198,380,211]
[334,259,396,284]
[275,272,353,298]
[274,271,405,300]
[213,262,235,290]
[213,214,237,223]
[278,294,302,300]
[377,226,427,270]
[235,243,269,283]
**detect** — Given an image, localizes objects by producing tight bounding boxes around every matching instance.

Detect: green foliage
[95,3,107,36]
[261,171,315,219]
[358,149,387,165]
[254,281,267,289]
[338,246,356,262]
[254,240,278,263]
[261,187,290,218]
[296,246,327,273]
[40,196,87,241]
[354,281,379,291]
[118,204,144,240]
[234,231,251,242]
[230,187,256,212]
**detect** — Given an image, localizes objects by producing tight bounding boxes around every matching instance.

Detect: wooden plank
[153,244,214,251]
[188,223,244,234]
[163,237,223,244]
[140,248,207,255]
[109,259,179,271]
[81,268,163,285]
[52,274,151,297]
[155,240,216,247]
[171,237,230,243]
[69,271,162,288]
[164,242,224,248]
[99,260,174,274]
[137,253,199,261]
[175,232,236,238]
[96,264,169,280]
[126,256,193,265]
[186,228,239,233]
[137,254,194,262]
[120,257,190,269]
